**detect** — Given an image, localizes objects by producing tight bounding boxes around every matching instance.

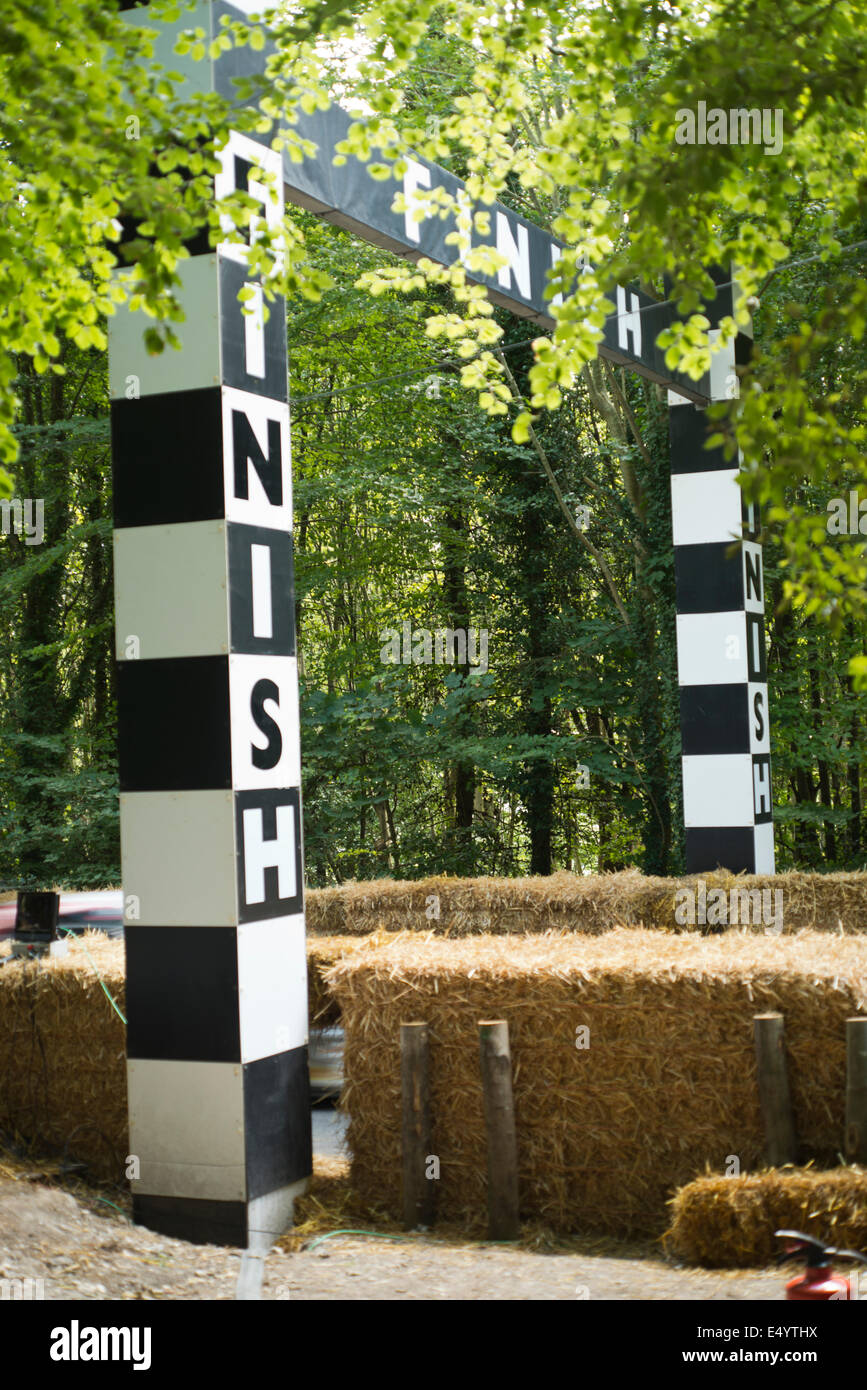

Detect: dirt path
[0,1177,783,1301]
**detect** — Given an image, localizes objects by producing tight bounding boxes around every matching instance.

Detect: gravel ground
[0,1175,785,1301]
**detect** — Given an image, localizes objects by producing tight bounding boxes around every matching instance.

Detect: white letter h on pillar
[242,805,296,904]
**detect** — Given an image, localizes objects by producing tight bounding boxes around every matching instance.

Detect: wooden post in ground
[845,1016,867,1164]
[478,1020,519,1240]
[753,1012,798,1166]
[401,1022,434,1230]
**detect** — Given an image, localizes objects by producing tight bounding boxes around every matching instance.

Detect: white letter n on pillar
[243,804,296,905]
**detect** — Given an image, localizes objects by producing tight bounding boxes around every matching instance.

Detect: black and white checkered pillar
[109,7,310,1248]
[669,282,774,874]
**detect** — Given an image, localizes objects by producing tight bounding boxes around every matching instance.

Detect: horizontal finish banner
[280,101,714,402]
[121,0,719,402]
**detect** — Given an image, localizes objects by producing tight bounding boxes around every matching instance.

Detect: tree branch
[496,350,632,631]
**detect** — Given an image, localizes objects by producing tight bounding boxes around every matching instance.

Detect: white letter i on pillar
[244,283,266,378]
[250,543,273,638]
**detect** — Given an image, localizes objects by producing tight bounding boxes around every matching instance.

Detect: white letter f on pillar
[616,285,642,359]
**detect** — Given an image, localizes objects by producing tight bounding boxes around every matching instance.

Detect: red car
[0,890,125,941]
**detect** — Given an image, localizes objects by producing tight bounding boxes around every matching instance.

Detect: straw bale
[327,929,867,1237]
[0,933,127,1181]
[305,870,658,936]
[305,870,867,936]
[307,934,385,1025]
[667,1167,867,1267]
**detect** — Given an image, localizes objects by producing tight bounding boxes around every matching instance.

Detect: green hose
[304,1228,519,1251]
[305,1229,414,1251]
[58,927,127,1024]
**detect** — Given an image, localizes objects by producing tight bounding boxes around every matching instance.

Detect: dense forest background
[0,23,865,889]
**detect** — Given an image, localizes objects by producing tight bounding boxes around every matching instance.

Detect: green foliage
[288,219,690,879]
[1,2,866,884]
[0,0,335,480]
[277,0,867,669]
[0,346,118,888]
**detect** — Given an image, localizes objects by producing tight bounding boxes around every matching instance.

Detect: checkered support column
[669,281,774,874]
[109,7,311,1249]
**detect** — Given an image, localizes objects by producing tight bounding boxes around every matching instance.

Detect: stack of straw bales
[0,935,127,1181]
[306,869,867,936]
[327,929,867,1237]
[5,900,867,1250]
[667,1167,867,1267]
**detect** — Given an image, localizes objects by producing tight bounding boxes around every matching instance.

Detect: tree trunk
[441,500,475,874]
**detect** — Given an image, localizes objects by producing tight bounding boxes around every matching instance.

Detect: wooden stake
[845,1016,867,1164]
[478,1020,519,1240]
[753,1013,798,1167]
[400,1022,434,1230]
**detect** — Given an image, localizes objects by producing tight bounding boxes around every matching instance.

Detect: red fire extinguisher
[775,1229,867,1300]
